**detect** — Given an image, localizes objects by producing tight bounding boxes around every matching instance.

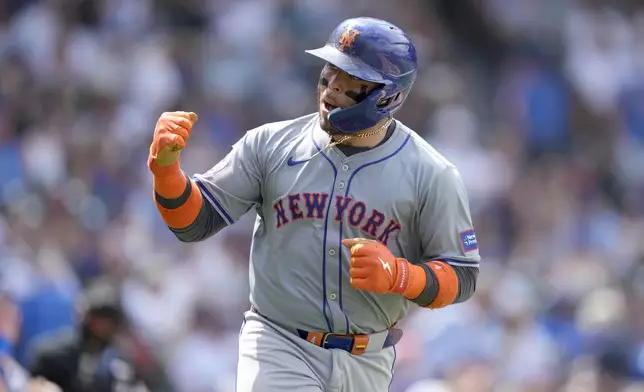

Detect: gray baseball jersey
[193,112,480,337]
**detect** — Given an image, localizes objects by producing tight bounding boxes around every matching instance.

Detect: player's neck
[332,120,390,148]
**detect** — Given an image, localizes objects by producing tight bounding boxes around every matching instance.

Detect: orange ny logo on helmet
[338,27,360,52]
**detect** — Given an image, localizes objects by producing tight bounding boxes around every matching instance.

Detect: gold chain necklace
[311,117,393,160]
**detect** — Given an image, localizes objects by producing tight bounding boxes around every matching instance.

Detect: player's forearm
[401,261,478,309]
[151,161,228,241]
[151,161,203,229]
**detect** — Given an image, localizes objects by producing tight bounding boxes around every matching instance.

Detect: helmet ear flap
[376,91,402,109]
[328,88,387,134]
[377,90,407,112]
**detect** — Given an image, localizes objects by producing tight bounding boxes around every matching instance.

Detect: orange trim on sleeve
[424,261,459,309]
[152,162,186,199]
[154,180,203,229]
[401,263,427,300]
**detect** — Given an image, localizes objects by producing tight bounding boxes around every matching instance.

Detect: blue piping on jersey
[433,257,480,268]
[193,176,235,225]
[312,134,337,332]
[338,131,411,333]
[388,346,397,391]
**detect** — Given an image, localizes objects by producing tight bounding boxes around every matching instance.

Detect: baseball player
[148,17,480,392]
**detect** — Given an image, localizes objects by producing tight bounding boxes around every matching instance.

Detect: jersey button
[329,292,337,301]
[328,249,336,256]
[341,164,349,171]
[338,182,345,189]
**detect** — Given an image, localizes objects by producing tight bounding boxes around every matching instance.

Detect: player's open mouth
[323,101,338,111]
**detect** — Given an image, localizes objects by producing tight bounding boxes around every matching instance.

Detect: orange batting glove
[148,111,199,175]
[342,238,421,297]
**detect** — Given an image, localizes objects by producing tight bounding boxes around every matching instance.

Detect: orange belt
[250,306,402,355]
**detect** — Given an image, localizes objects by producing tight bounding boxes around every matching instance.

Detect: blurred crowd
[1,0,644,391]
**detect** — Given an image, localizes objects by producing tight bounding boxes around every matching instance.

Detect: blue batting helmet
[306,17,418,134]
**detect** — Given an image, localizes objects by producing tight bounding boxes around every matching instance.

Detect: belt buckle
[321,333,355,352]
[321,333,370,356]
[321,332,344,347]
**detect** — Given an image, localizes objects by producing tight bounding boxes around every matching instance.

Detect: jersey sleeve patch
[459,228,478,253]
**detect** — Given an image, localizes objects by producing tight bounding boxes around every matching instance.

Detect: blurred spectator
[0,294,63,392]
[27,279,149,392]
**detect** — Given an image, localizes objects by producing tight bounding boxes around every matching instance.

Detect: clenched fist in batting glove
[148,111,198,175]
[342,238,421,297]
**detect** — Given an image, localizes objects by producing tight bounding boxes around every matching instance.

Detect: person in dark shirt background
[27,279,149,392]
